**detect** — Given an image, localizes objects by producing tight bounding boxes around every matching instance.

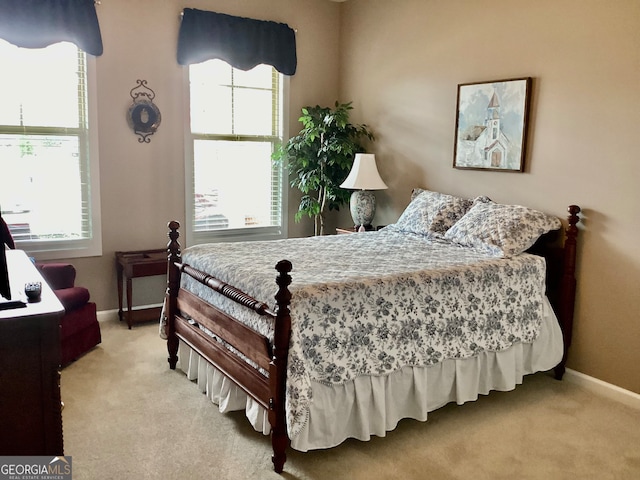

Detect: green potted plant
[273,101,374,235]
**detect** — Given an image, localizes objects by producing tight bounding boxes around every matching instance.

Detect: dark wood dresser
[0,249,65,455]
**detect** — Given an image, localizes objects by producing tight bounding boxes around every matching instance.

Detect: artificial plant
[272,101,374,235]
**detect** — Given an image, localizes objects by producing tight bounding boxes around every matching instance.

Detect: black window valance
[177,8,297,76]
[0,0,103,56]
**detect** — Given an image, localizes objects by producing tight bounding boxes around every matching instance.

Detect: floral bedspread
[178,229,548,439]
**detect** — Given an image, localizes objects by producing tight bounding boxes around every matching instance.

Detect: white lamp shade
[340,153,388,190]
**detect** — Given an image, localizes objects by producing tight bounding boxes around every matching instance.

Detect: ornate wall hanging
[127,79,161,143]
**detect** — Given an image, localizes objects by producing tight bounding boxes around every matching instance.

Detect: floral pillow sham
[444,200,562,257]
[393,189,474,237]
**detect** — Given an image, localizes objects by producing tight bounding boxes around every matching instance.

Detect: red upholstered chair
[36,263,101,366]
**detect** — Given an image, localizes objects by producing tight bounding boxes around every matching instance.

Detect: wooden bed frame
[164,204,581,473]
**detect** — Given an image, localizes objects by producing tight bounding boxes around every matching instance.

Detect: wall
[66,0,340,309]
[339,0,640,393]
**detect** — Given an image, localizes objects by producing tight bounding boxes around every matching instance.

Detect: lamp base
[350,190,376,228]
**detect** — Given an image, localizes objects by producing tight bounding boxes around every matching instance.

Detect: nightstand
[336,226,381,234]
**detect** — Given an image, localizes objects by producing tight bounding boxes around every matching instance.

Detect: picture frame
[453,77,532,172]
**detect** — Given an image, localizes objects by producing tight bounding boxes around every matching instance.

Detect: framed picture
[453,77,532,172]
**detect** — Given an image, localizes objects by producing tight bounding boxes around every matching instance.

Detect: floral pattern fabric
[392,190,474,237]
[179,229,548,439]
[444,200,562,257]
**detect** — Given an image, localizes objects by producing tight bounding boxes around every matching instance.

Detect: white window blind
[0,40,101,259]
[187,60,287,244]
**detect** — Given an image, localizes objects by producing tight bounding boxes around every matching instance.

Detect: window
[0,39,101,259]
[186,60,287,245]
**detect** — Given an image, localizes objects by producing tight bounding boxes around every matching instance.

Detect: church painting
[453,77,531,172]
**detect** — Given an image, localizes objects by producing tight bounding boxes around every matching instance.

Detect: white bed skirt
[175,298,563,452]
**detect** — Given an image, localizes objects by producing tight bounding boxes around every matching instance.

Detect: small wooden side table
[115,249,167,329]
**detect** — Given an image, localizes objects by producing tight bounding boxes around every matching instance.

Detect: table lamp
[340,153,388,230]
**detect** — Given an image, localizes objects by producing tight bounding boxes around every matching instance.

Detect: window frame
[0,43,101,260]
[183,63,289,247]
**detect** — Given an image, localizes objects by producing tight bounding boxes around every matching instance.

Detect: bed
[162,190,581,473]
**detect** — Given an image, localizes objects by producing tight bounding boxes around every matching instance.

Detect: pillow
[410,187,426,203]
[393,190,474,237]
[444,201,562,257]
[472,195,492,204]
[411,188,488,205]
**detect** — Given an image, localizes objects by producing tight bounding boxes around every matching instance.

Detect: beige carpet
[61,317,640,480]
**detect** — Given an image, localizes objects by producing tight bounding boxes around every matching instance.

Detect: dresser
[0,249,65,455]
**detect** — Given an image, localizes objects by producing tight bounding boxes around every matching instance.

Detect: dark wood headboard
[527,205,581,379]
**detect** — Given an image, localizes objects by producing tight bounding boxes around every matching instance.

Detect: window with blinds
[187,60,287,243]
[0,39,101,258]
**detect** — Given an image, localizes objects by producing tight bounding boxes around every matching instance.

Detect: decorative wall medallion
[127,79,161,143]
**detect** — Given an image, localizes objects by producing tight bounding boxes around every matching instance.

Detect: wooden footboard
[164,221,292,473]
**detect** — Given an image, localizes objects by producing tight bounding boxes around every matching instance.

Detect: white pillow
[444,201,561,257]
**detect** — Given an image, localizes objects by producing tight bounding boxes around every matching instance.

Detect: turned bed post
[269,260,293,474]
[166,221,181,370]
[554,205,580,380]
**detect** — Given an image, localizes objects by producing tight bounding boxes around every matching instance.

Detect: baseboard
[97,303,163,323]
[564,368,640,410]
[97,309,119,322]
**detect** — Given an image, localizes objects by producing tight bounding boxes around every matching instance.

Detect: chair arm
[55,286,90,311]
